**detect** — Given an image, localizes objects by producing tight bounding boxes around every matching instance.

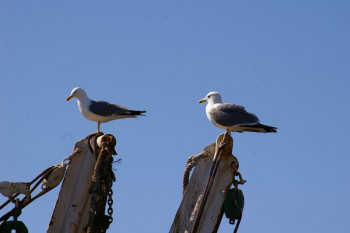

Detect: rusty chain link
[107,183,114,223]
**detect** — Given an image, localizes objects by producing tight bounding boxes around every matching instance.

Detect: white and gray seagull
[199,91,276,133]
[67,87,146,133]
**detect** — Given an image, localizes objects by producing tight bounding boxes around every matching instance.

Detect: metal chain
[107,181,114,224]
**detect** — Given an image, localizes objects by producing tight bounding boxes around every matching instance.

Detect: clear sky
[1,1,349,232]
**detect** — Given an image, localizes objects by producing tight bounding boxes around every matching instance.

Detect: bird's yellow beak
[198,98,207,104]
[66,95,73,101]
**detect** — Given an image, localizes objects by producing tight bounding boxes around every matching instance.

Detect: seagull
[199,91,276,133]
[67,87,146,132]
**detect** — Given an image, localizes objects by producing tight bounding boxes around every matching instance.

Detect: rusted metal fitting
[96,134,117,155]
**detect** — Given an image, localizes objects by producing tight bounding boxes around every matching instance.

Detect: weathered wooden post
[170,133,240,233]
[47,133,117,233]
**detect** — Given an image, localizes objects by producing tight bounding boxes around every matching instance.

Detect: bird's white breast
[77,101,94,120]
[205,103,225,129]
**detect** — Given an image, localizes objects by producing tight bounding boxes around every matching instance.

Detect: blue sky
[1,1,349,232]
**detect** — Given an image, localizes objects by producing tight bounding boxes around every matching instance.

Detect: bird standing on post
[199,91,276,133]
[67,87,146,133]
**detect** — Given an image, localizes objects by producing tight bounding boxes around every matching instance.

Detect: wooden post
[47,135,108,233]
[170,133,236,233]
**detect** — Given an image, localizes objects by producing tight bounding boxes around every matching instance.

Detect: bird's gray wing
[209,103,259,126]
[89,100,132,116]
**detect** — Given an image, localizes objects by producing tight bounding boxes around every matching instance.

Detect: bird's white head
[66,87,87,101]
[199,91,222,104]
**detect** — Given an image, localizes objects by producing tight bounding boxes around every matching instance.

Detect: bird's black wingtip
[240,124,277,133]
[263,125,277,133]
[127,110,147,116]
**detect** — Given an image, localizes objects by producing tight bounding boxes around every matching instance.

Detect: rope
[182,151,208,195]
[87,133,117,233]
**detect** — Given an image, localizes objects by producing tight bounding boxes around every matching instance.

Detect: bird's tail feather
[240,124,277,133]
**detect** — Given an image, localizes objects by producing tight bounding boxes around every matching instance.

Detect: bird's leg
[91,122,101,135]
[221,130,231,145]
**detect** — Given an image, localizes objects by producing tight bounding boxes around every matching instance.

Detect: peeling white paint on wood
[170,133,236,233]
[47,139,95,233]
